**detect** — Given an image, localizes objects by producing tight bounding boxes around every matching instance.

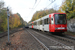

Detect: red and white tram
[29,13,67,33]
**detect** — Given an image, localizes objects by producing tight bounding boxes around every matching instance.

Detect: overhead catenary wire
[28,0,41,16]
[33,0,41,10]
[44,0,56,9]
[29,0,55,15]
[29,0,37,9]
[35,0,37,4]
[26,0,38,20]
[28,0,56,22]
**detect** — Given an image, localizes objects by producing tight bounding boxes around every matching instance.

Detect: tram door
[42,20,44,31]
[51,16,54,32]
[49,15,54,32]
[49,16,51,32]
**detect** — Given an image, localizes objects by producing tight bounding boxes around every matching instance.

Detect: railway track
[64,35,75,40]
[26,28,74,50]
[0,28,24,38]
[32,29,75,45]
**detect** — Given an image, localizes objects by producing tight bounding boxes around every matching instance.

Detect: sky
[3,0,63,22]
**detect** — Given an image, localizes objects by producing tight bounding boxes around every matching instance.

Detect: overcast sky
[3,0,63,22]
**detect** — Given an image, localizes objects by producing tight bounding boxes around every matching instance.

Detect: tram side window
[34,22,36,25]
[32,23,33,25]
[51,17,54,24]
[34,22,35,25]
[40,20,42,25]
[44,19,46,24]
[38,21,40,25]
[39,21,40,25]
[35,22,36,25]
[47,18,48,24]
[48,18,50,24]
[44,18,48,24]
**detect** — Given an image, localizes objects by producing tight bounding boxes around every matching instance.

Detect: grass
[0,31,3,33]
[64,31,75,36]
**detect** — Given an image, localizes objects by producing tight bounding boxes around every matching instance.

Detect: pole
[6,7,11,45]
[7,14,9,42]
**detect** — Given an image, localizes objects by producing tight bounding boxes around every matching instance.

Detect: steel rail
[26,29,49,50]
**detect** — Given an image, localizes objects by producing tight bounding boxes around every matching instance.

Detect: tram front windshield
[54,14,66,24]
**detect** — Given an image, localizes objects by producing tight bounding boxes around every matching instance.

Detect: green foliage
[9,13,25,29]
[0,1,25,32]
[0,9,24,32]
[0,31,3,33]
[30,8,58,22]
[58,0,75,20]
[0,8,7,31]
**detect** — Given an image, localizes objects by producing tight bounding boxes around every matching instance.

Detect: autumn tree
[9,13,24,29]
[58,0,75,19]
[30,8,58,22]
[0,0,7,31]
[0,0,25,32]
